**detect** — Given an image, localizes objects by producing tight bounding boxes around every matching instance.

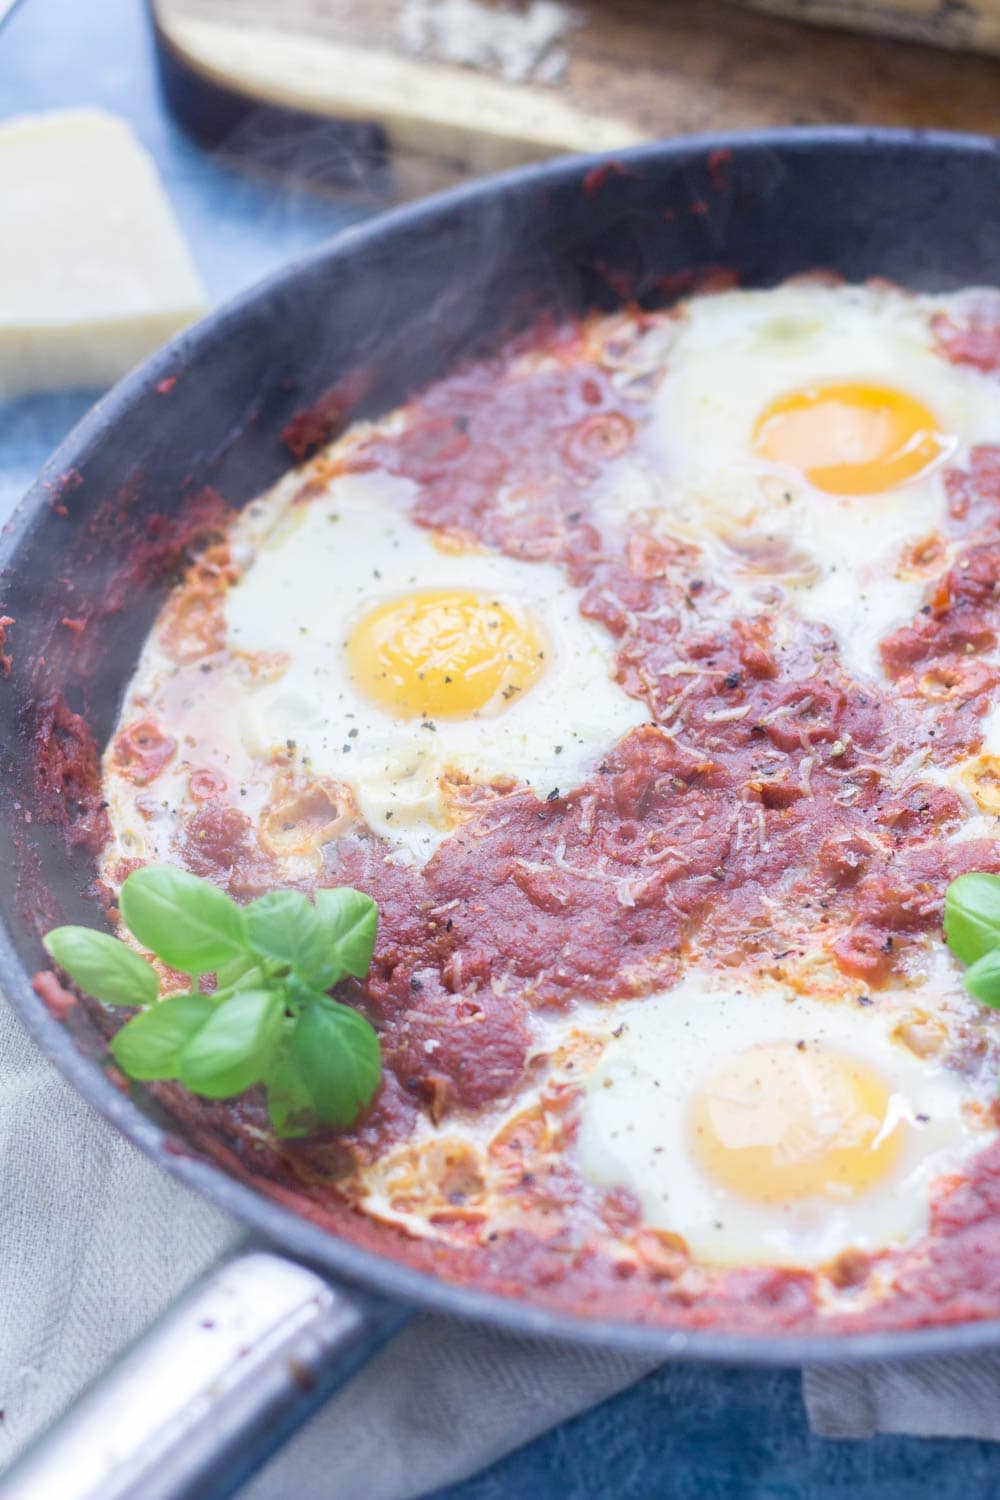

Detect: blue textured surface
[2,3,998,1496]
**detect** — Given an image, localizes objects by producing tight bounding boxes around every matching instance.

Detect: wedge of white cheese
[0,109,208,397]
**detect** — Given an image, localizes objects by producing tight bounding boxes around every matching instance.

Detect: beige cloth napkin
[803,1359,1000,1441]
[1,986,996,1500]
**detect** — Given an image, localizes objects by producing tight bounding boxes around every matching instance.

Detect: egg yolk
[347,588,546,719]
[688,1041,903,1204]
[752,382,946,495]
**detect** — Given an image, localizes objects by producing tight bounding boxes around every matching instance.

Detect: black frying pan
[3,128,1000,1500]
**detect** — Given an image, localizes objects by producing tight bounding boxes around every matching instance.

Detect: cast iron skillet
[3,127,1000,1500]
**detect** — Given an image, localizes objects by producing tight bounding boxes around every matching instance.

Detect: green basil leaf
[44,926,158,1008]
[944,872,1000,965]
[177,988,284,1099]
[314,888,378,982]
[265,1044,319,1138]
[963,948,1000,1008]
[245,890,329,985]
[215,952,265,993]
[110,994,216,1080]
[291,996,381,1127]
[119,864,247,974]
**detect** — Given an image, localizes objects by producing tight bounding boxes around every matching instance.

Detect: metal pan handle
[0,1247,407,1500]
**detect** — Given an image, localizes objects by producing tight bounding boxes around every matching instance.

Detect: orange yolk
[752,382,947,495]
[347,588,546,720]
[688,1041,903,1204]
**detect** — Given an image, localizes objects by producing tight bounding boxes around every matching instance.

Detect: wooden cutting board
[153,0,1000,197]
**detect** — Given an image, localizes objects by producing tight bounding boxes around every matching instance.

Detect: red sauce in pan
[44,288,1000,1334]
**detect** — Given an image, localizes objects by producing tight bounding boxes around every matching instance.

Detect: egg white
[223,471,647,862]
[575,969,991,1268]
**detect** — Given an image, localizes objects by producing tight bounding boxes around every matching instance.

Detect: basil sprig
[43,865,381,1137]
[944,872,1000,1007]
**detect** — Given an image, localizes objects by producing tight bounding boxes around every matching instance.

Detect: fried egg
[601,283,1000,680]
[224,472,647,861]
[576,971,989,1267]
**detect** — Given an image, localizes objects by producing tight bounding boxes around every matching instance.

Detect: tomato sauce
[51,299,1000,1334]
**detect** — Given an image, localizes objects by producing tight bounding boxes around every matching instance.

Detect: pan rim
[5,123,1000,1367]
